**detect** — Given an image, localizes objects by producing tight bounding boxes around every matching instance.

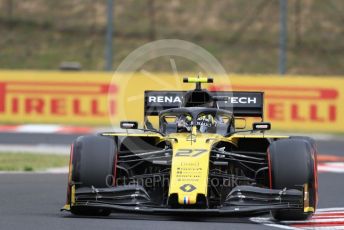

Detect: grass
[0,152,68,171]
[0,0,343,75]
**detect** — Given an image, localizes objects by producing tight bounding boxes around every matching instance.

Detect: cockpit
[159,107,234,135]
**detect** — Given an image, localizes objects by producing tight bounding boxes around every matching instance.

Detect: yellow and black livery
[62,77,318,220]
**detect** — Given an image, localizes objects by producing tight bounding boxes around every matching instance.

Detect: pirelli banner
[0,71,115,125]
[0,70,343,133]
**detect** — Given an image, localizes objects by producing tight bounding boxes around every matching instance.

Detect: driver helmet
[196,113,217,133]
[176,114,192,132]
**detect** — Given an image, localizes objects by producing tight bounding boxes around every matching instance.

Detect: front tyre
[68,135,116,216]
[268,138,317,221]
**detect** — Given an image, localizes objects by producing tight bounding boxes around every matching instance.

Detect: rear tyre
[69,135,116,216]
[268,138,317,221]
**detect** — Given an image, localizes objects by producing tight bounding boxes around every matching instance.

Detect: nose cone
[167,134,212,206]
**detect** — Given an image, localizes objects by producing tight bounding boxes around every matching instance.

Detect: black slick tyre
[268,138,317,221]
[69,135,116,216]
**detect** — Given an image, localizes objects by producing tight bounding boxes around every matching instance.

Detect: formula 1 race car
[62,77,318,220]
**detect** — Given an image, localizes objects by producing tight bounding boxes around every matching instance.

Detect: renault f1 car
[62,77,318,220]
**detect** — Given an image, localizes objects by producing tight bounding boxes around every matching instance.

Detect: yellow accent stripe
[186,77,209,83]
[231,134,289,139]
[304,207,315,212]
[102,133,162,137]
[71,185,76,205]
[62,204,71,211]
[303,183,314,213]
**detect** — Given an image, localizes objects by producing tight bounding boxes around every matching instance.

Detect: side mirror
[252,122,271,131]
[234,118,246,129]
[120,121,138,129]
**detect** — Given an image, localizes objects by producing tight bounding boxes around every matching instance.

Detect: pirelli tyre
[268,138,318,221]
[69,135,117,216]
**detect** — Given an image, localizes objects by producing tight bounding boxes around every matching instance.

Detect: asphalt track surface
[0,133,343,230]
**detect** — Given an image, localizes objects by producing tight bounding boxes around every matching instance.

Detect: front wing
[62,185,305,215]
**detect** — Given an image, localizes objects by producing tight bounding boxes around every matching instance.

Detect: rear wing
[144,91,264,119]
